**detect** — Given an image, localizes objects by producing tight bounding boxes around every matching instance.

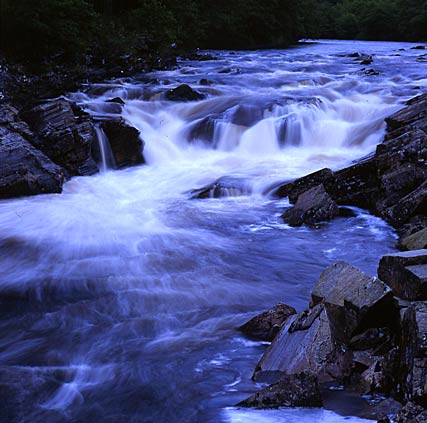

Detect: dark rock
[187,116,218,145]
[106,97,125,105]
[239,303,297,342]
[398,216,427,241]
[0,104,65,199]
[189,176,251,199]
[365,69,380,76]
[311,261,394,343]
[100,118,144,168]
[272,168,335,202]
[282,184,339,227]
[377,414,391,423]
[411,46,426,50]
[400,228,427,251]
[339,207,358,217]
[400,302,427,406]
[394,402,426,422]
[386,93,427,131]
[378,250,427,301]
[22,99,98,176]
[165,84,205,102]
[350,327,392,351]
[238,372,322,409]
[199,78,213,86]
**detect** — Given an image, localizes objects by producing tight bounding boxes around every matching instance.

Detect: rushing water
[1,40,426,423]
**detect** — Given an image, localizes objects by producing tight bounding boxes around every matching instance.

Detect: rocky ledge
[0,99,145,199]
[273,93,427,249]
[238,250,427,422]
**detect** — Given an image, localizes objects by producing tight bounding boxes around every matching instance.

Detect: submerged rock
[165,84,205,102]
[238,372,322,409]
[282,184,339,227]
[189,176,251,199]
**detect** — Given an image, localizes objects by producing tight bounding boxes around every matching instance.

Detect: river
[1,39,426,423]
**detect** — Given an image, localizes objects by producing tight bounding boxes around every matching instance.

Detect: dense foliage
[0,0,426,69]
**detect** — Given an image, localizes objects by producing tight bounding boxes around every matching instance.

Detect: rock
[199,78,213,86]
[106,97,125,105]
[189,176,251,199]
[165,84,205,102]
[237,372,322,409]
[378,250,427,300]
[311,261,394,342]
[22,99,98,176]
[238,303,297,342]
[187,116,218,144]
[394,402,426,423]
[400,302,427,406]
[377,414,391,423]
[400,228,427,251]
[100,118,144,168]
[0,105,65,199]
[385,94,427,131]
[272,168,335,202]
[350,327,392,352]
[253,306,351,384]
[411,46,426,50]
[365,69,380,76]
[398,216,427,241]
[282,184,339,227]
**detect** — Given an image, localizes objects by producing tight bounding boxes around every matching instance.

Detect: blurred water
[1,39,425,422]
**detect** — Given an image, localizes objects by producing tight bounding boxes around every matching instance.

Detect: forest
[0,0,426,69]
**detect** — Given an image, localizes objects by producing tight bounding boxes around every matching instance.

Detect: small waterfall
[94,126,116,171]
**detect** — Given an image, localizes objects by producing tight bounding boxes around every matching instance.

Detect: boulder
[400,228,427,251]
[350,327,392,352]
[238,303,297,342]
[311,261,394,342]
[165,84,205,102]
[378,250,427,300]
[385,94,427,132]
[22,99,98,176]
[253,306,350,384]
[189,176,251,199]
[100,118,144,168]
[237,372,322,409]
[282,184,339,227]
[272,168,335,202]
[0,105,65,199]
[106,97,125,105]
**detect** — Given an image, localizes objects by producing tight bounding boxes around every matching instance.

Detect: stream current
[1,40,427,422]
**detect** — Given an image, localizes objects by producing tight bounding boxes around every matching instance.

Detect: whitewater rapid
[1,39,426,423]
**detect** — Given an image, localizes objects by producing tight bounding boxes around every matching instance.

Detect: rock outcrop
[272,93,427,244]
[23,99,99,176]
[0,104,65,199]
[165,84,205,102]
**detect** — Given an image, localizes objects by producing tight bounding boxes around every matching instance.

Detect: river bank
[0,40,426,422]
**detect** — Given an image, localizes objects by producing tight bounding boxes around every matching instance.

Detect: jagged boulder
[312,261,395,342]
[0,104,65,199]
[238,372,322,409]
[282,184,339,226]
[378,250,427,301]
[100,118,144,168]
[394,402,427,423]
[238,303,297,342]
[253,305,350,384]
[22,99,98,176]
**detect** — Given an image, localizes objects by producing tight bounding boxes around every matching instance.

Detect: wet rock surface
[238,303,296,342]
[189,176,252,199]
[165,84,205,102]
[281,184,339,227]
[23,99,99,176]
[0,104,65,198]
[100,118,145,168]
[238,372,323,409]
